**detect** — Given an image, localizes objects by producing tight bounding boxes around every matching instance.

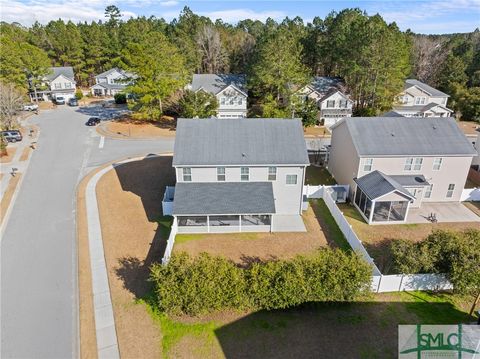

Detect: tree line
[0,6,479,120]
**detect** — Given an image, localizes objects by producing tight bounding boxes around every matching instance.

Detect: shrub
[114,93,127,104]
[75,89,83,100]
[150,249,372,316]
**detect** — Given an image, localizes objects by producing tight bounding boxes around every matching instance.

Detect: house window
[217,167,225,181]
[415,97,426,105]
[182,168,192,182]
[64,82,72,89]
[229,97,235,105]
[326,100,335,108]
[404,157,423,171]
[54,83,61,89]
[363,158,373,172]
[221,97,226,105]
[424,184,433,198]
[238,97,242,105]
[268,167,277,181]
[241,167,249,181]
[339,99,348,108]
[446,184,455,198]
[433,158,442,170]
[286,174,297,185]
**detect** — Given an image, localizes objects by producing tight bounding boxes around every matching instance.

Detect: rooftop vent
[242,153,246,157]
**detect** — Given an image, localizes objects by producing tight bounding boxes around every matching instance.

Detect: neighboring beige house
[187,74,247,118]
[328,117,476,224]
[393,79,452,118]
[30,67,76,102]
[163,118,310,233]
[90,68,134,96]
[297,77,353,128]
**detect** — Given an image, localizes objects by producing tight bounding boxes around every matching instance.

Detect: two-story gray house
[328,117,476,224]
[30,67,76,102]
[166,118,310,233]
[188,74,248,118]
[297,77,353,128]
[90,68,134,96]
[393,79,452,118]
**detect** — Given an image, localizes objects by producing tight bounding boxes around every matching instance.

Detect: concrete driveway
[407,202,480,223]
[1,105,173,358]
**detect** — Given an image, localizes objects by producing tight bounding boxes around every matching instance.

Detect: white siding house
[165,118,310,233]
[328,117,476,224]
[30,67,76,102]
[297,77,353,128]
[90,68,134,96]
[188,74,248,118]
[393,79,452,118]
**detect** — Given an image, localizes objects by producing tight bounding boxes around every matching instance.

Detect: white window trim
[286,174,298,185]
[217,167,226,181]
[241,167,249,181]
[182,167,192,182]
[268,166,277,181]
[446,183,455,198]
[433,157,442,171]
[363,158,373,172]
[424,184,433,199]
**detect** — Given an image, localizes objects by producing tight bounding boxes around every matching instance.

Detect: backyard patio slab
[407,202,480,224]
[271,214,307,232]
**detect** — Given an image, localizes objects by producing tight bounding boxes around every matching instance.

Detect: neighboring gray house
[31,66,76,102]
[296,77,353,128]
[90,68,134,96]
[328,117,476,224]
[164,118,310,233]
[393,79,452,118]
[187,74,248,118]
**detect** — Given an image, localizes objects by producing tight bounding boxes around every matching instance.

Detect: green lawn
[305,166,336,185]
[142,291,475,359]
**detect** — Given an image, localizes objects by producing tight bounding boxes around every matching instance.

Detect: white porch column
[207,215,210,233]
[368,200,375,224]
[238,215,242,232]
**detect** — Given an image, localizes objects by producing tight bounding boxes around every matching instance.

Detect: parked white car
[23,103,39,111]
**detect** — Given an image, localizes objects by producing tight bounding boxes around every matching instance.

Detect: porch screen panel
[241,215,271,226]
[209,215,239,226]
[177,216,207,226]
[372,202,390,222]
[389,201,408,221]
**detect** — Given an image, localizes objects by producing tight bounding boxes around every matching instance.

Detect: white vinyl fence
[304,185,453,293]
[162,218,177,265]
[461,187,480,201]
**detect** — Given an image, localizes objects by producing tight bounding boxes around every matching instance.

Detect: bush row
[149,249,372,316]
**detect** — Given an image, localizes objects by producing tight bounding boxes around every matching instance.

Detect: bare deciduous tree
[196,25,228,73]
[411,36,448,86]
[0,82,24,130]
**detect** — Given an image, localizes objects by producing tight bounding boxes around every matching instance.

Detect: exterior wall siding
[357,156,472,202]
[175,165,305,215]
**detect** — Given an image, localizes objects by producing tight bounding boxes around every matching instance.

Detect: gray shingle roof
[95,67,135,79]
[389,175,429,187]
[405,79,449,97]
[311,76,345,94]
[354,171,414,200]
[191,74,246,95]
[46,67,75,82]
[334,117,476,157]
[381,110,404,117]
[173,118,310,166]
[172,182,275,215]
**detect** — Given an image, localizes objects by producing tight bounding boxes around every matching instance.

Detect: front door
[407,187,423,208]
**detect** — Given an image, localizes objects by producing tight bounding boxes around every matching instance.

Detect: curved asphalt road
[1,105,174,358]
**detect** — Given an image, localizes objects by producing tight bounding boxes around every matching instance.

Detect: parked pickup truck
[23,103,39,111]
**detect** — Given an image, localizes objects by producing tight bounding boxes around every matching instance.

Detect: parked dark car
[68,98,78,106]
[1,130,23,143]
[86,117,101,126]
[54,96,65,105]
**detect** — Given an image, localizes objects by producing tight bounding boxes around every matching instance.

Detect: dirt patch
[457,120,479,135]
[0,147,16,163]
[0,173,21,224]
[38,102,55,110]
[337,203,480,273]
[174,207,329,264]
[304,126,331,137]
[99,118,176,139]
[19,147,32,162]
